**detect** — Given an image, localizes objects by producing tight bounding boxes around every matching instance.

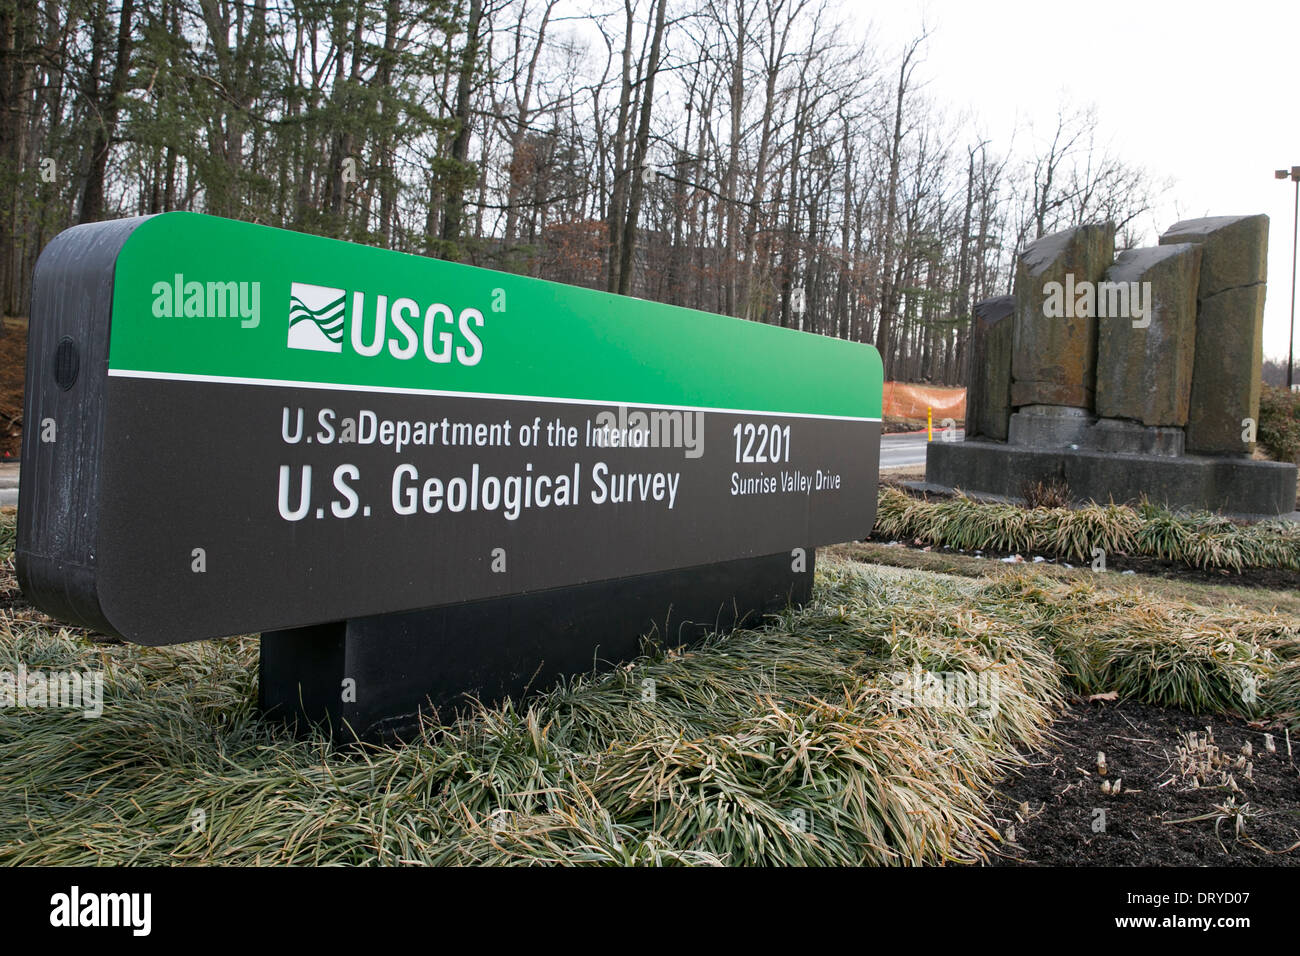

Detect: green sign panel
[19,213,882,645]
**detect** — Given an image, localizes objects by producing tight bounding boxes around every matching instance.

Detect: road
[0,464,15,507]
[879,429,963,470]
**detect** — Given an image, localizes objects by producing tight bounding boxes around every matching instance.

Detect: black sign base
[259,549,814,740]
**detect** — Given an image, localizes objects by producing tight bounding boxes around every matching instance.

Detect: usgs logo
[288,281,484,366]
[150,276,486,366]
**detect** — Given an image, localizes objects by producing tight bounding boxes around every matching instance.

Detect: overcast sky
[868,0,1299,361]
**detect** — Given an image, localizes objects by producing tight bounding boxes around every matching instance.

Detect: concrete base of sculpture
[1007,405,1095,447]
[1086,419,1185,457]
[1006,406,1186,457]
[925,439,1297,518]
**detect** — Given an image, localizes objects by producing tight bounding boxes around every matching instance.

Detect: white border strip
[107,368,882,422]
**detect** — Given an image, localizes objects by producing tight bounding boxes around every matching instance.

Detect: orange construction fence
[882,382,966,422]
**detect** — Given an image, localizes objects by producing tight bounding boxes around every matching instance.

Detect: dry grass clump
[1021,478,1070,509]
[876,488,1300,572]
[973,574,1298,717]
[2,502,1297,866]
[0,558,1061,866]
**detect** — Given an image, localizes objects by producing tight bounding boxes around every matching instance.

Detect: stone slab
[1159,214,1268,297]
[1186,283,1267,456]
[1011,222,1116,409]
[925,438,1297,517]
[967,295,1015,441]
[1095,243,1201,426]
[1157,215,1268,456]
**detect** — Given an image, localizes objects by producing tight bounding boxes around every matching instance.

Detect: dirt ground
[882,417,932,434]
[0,320,24,460]
[832,542,1300,866]
[988,698,1300,866]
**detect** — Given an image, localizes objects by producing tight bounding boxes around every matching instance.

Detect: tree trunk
[79,0,135,223]
[615,0,668,296]
[874,39,920,376]
[438,0,484,259]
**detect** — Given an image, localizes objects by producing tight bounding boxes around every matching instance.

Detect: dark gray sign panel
[19,213,882,646]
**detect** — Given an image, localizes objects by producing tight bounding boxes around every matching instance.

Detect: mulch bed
[1094,552,1300,591]
[988,698,1300,866]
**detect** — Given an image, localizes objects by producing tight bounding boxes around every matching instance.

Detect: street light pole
[1276,166,1300,389]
